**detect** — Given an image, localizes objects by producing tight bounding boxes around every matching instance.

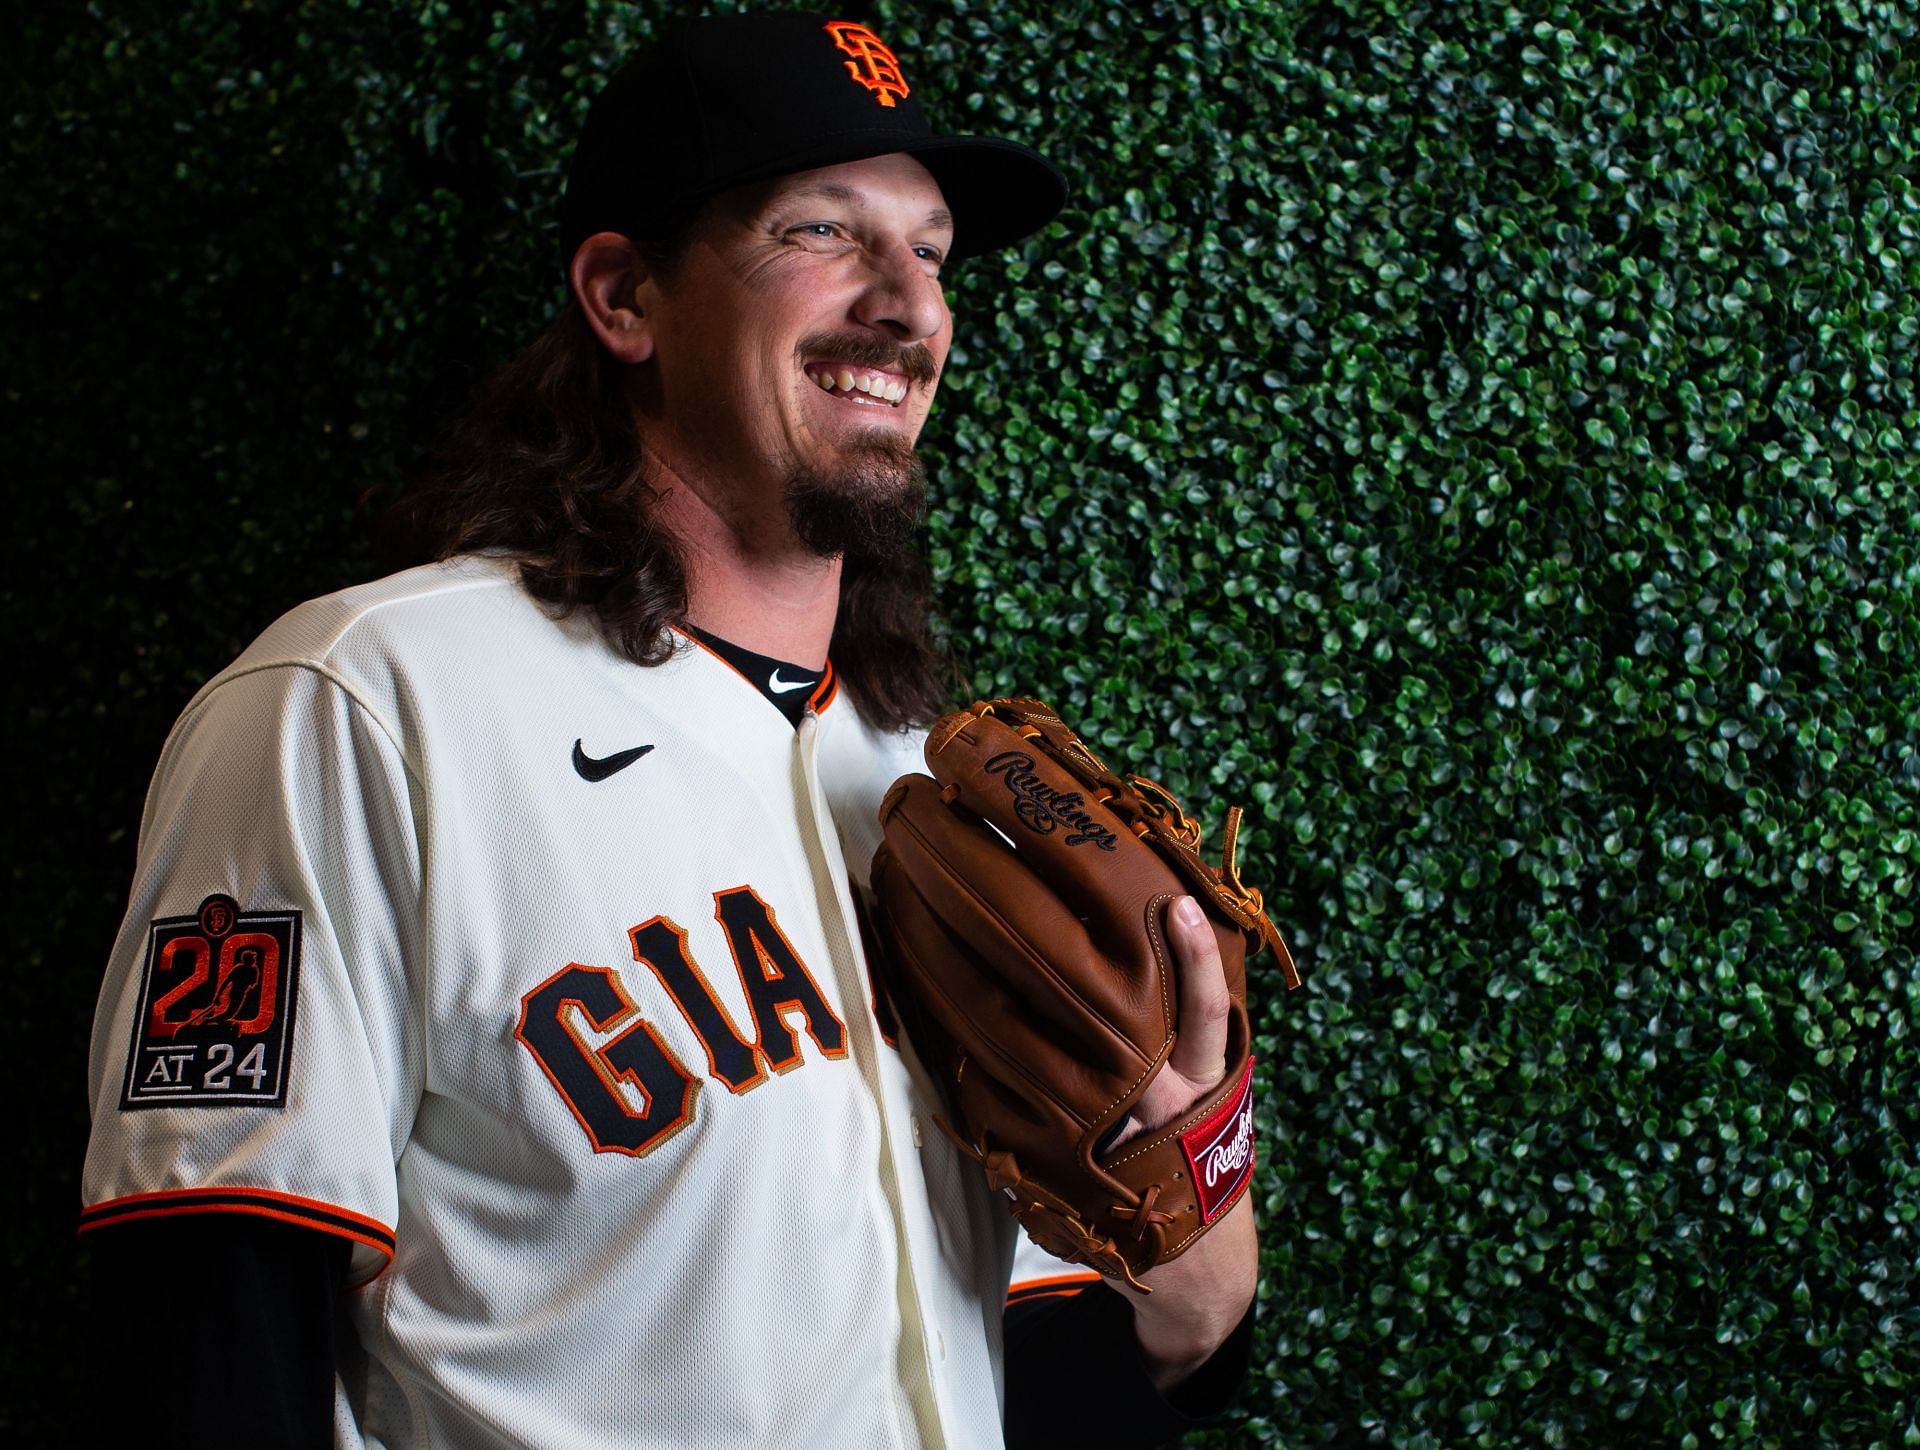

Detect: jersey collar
[670,622,838,729]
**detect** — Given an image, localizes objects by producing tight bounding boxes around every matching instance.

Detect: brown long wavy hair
[383,274,957,733]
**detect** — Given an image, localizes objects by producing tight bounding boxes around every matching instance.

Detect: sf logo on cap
[824,21,910,108]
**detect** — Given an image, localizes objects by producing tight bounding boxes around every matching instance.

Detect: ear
[570,232,655,365]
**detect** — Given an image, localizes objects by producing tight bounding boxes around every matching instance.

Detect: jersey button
[910,1115,923,1148]
[937,1329,947,1360]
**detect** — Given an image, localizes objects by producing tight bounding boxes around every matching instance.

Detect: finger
[1166,895,1230,1089]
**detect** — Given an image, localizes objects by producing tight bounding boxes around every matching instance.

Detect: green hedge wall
[8,0,1916,1444]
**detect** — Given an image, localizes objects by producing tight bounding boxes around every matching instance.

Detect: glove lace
[1128,774,1202,846]
[1112,1182,1177,1242]
[1218,804,1304,988]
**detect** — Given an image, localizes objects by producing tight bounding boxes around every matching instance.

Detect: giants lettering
[515,965,698,1156]
[519,887,856,1156]
[711,885,848,1070]
[628,916,765,1092]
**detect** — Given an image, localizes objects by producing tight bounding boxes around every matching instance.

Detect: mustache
[796,332,941,387]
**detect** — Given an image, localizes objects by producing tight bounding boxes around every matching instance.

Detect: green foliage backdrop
[7,0,1916,1443]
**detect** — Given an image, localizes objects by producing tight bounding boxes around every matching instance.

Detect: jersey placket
[794,709,955,1450]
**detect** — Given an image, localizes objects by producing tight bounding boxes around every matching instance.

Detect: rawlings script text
[983,752,1120,849]
[1179,1060,1257,1223]
[1203,1095,1255,1189]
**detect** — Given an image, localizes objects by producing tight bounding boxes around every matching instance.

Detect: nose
[850,243,948,343]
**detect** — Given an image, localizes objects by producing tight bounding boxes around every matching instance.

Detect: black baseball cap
[558,12,1067,265]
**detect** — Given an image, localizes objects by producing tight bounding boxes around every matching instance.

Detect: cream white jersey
[82,555,1028,1449]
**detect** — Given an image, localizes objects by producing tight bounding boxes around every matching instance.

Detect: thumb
[1166,895,1231,1090]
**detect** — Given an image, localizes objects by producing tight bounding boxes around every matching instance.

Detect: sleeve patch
[119,894,303,1110]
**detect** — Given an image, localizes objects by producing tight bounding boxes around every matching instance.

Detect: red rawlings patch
[1180,1058,1256,1223]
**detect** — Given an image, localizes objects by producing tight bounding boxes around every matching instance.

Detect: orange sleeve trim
[79,1186,396,1263]
[1006,1269,1103,1306]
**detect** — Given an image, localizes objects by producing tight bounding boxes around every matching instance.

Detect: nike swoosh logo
[768,669,816,695]
[572,739,655,782]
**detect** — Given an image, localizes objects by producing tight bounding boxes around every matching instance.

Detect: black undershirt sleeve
[80,1217,1250,1447]
[1003,1284,1255,1448]
[81,1216,349,1449]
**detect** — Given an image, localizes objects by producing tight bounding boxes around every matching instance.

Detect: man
[81,14,1255,1445]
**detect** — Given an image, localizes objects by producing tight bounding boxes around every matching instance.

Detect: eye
[788,222,844,241]
[913,244,947,267]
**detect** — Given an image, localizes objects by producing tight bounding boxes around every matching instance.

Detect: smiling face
[629,152,955,560]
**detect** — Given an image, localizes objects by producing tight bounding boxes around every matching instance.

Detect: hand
[1121,895,1259,1391]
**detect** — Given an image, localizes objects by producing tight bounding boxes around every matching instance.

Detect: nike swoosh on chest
[572,739,655,781]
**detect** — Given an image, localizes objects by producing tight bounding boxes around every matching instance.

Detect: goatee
[785,436,927,563]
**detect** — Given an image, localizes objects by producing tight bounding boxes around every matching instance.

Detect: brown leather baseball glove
[870,697,1300,1291]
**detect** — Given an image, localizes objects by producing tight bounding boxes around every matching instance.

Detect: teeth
[807,366,908,406]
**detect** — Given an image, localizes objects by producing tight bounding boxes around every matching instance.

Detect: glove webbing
[1006,717,1301,991]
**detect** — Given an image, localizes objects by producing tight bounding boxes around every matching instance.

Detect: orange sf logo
[824,21,910,108]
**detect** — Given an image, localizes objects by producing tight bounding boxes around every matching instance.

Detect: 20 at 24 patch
[120,894,302,1110]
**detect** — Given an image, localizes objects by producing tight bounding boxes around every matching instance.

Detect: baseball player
[80,14,1256,1446]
